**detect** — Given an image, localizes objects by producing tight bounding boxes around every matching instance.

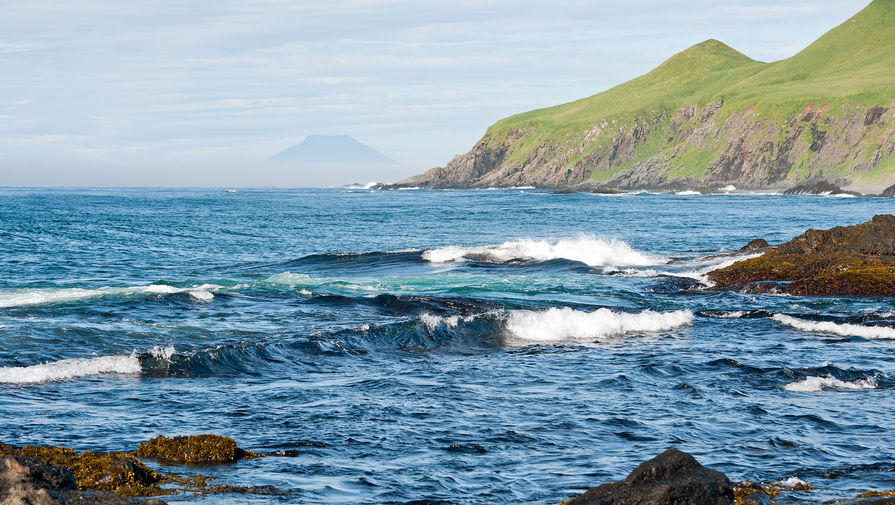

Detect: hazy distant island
[404,0,895,194]
[272,134,399,167]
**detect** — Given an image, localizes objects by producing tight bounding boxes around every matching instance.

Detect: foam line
[773,314,895,339]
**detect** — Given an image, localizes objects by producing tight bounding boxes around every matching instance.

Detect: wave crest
[504,307,693,343]
[422,236,665,267]
[0,354,142,384]
[773,314,895,339]
[784,374,879,392]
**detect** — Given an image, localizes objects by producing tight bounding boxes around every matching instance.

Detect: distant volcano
[272,135,398,166]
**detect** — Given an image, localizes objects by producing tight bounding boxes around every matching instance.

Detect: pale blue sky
[0,0,870,186]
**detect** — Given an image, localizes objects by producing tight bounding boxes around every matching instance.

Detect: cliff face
[417,102,895,191]
[415,1,895,192]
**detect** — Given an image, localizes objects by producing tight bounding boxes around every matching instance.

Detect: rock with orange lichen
[708,215,895,296]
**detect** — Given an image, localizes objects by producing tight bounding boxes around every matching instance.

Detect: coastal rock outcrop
[708,215,895,296]
[562,448,733,505]
[782,181,860,196]
[0,455,167,505]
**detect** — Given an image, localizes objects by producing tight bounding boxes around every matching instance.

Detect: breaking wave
[772,314,895,339]
[0,284,224,309]
[503,307,693,343]
[784,374,879,392]
[0,346,176,384]
[422,236,665,267]
[0,354,140,384]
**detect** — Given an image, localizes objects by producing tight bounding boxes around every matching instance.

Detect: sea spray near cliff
[2,188,895,504]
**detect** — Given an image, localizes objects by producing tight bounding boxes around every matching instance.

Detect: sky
[0,0,871,186]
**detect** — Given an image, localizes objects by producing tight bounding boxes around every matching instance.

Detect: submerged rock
[562,448,733,505]
[134,435,261,465]
[0,455,167,504]
[708,215,895,296]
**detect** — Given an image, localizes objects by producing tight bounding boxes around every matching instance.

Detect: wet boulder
[738,239,770,252]
[563,448,733,505]
[134,435,260,465]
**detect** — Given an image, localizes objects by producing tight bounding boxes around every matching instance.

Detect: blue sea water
[1,187,894,504]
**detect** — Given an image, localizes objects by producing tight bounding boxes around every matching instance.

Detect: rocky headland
[708,215,895,296]
[407,1,895,192]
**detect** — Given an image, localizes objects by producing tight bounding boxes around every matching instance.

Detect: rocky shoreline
[558,449,894,505]
[0,435,290,504]
[376,179,895,197]
[708,214,895,297]
[7,441,895,505]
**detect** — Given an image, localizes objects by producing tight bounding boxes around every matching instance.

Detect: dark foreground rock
[562,448,732,505]
[708,215,895,296]
[782,181,861,196]
[0,455,167,504]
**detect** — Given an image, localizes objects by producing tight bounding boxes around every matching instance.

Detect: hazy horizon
[0,0,869,187]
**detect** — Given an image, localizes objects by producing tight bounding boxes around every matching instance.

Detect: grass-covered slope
[417,0,895,191]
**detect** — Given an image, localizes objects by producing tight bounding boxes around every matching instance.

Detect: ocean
[1,187,893,504]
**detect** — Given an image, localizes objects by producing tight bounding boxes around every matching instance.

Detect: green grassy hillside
[495,0,894,135]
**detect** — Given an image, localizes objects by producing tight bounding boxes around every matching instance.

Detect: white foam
[773,477,810,489]
[261,272,314,286]
[784,374,878,392]
[0,283,224,309]
[422,236,665,268]
[675,190,702,196]
[773,314,895,339]
[149,345,176,361]
[188,290,214,301]
[718,185,737,192]
[504,307,693,343]
[0,354,142,384]
[715,311,745,319]
[420,313,460,331]
[344,181,379,189]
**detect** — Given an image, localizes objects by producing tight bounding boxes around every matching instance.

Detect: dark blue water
[1,188,894,504]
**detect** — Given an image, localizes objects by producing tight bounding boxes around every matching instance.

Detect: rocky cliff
[414,1,895,192]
